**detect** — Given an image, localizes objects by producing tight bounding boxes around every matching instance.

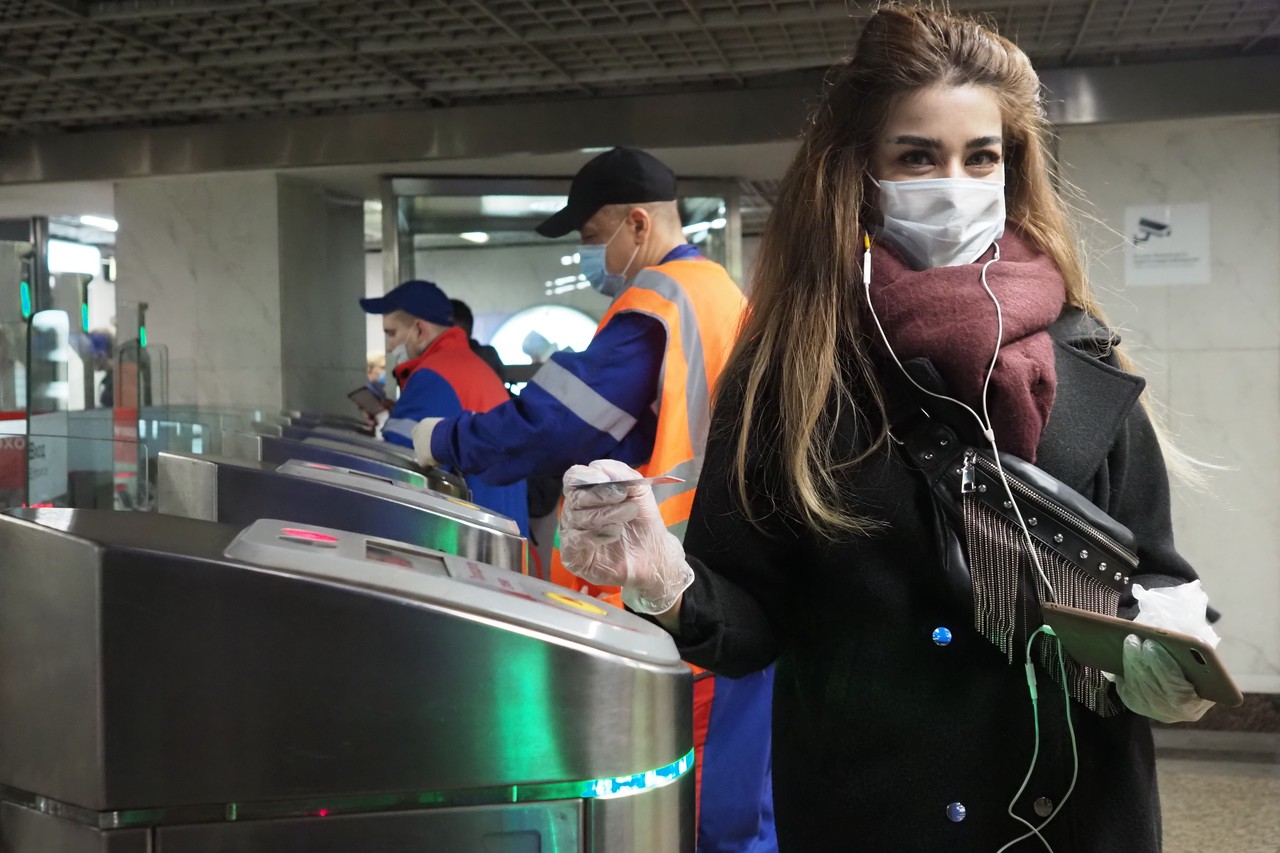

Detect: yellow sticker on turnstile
[544,591,607,616]
[445,497,482,511]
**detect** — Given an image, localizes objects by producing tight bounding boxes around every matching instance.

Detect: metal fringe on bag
[963,495,1122,716]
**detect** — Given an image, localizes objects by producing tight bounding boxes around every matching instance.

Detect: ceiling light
[480,195,567,216]
[48,239,102,276]
[79,215,118,232]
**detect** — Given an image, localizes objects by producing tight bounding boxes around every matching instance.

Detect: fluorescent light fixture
[79,215,118,232]
[479,195,568,216]
[459,232,490,244]
[47,239,103,276]
[682,218,729,236]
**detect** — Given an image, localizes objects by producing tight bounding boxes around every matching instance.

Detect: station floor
[1157,730,1280,853]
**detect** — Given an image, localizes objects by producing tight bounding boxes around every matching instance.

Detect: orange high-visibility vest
[549,255,748,829]
[550,256,746,601]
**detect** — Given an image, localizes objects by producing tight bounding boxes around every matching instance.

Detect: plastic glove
[1116,635,1214,724]
[1132,581,1221,647]
[411,417,443,467]
[559,459,694,615]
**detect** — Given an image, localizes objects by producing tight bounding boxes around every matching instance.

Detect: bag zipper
[963,451,1138,567]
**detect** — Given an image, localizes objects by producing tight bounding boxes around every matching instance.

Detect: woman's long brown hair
[726,3,1158,537]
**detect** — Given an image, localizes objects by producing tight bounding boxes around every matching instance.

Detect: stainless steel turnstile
[157,451,525,572]
[240,420,471,499]
[284,410,369,432]
[0,509,693,852]
[222,429,468,497]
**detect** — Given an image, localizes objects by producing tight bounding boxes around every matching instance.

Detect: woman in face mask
[555,4,1219,851]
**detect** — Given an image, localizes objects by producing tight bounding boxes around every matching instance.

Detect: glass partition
[0,434,151,512]
[26,308,88,414]
[114,300,167,410]
[0,319,27,415]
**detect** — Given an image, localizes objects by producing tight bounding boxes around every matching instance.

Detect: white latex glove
[1116,635,1214,724]
[1132,581,1220,647]
[559,459,694,615]
[411,417,443,467]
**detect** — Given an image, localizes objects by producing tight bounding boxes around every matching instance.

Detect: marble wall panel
[1060,116,1280,692]
[115,174,283,408]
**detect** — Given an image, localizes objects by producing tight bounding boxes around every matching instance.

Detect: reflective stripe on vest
[599,261,743,522]
[550,257,745,601]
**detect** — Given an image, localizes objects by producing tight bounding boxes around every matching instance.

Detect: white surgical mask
[385,340,410,374]
[872,176,1006,270]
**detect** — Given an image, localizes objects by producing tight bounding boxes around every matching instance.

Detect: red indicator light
[306,463,334,470]
[317,808,329,817]
[280,528,339,543]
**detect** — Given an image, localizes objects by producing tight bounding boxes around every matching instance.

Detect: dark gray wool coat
[675,306,1197,852]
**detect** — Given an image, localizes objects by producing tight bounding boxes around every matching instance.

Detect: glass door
[378,176,742,377]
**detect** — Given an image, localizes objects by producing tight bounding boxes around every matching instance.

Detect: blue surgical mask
[578,221,639,297]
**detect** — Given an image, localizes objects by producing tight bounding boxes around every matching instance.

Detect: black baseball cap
[535,147,678,238]
[359,280,453,326]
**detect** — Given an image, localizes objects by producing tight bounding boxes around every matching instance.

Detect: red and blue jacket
[382,326,529,536]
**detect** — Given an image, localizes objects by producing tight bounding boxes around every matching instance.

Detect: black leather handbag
[898,416,1138,715]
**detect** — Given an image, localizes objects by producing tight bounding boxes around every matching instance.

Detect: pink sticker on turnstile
[280,527,339,543]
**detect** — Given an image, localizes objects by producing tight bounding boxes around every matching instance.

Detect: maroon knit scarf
[865,227,1066,462]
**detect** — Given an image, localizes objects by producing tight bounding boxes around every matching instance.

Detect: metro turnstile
[240,420,471,499]
[0,509,693,852]
[229,427,445,489]
[157,451,524,572]
[284,410,369,432]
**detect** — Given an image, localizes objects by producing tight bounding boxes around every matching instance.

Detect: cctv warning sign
[1124,202,1211,287]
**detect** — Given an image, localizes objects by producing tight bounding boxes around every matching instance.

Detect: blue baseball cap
[359,280,453,325]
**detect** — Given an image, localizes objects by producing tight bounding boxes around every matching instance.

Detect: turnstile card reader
[239,425,470,500]
[276,459,512,533]
[157,452,524,572]
[280,435,471,500]
[0,508,693,852]
[228,517,674,662]
[223,430,428,488]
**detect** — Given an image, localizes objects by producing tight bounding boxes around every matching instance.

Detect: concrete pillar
[277,177,366,415]
[114,174,364,413]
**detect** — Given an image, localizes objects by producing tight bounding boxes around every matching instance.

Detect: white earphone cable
[862,233,1056,600]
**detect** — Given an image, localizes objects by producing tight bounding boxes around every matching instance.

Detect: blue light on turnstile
[585,749,695,800]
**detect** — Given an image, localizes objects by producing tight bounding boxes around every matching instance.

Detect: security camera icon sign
[1132,217,1172,245]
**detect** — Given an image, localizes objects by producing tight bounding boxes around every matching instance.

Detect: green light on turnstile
[110,749,696,827]
[139,325,148,347]
[19,280,31,319]
[81,304,89,331]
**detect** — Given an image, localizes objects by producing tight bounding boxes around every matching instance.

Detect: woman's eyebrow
[888,134,938,148]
